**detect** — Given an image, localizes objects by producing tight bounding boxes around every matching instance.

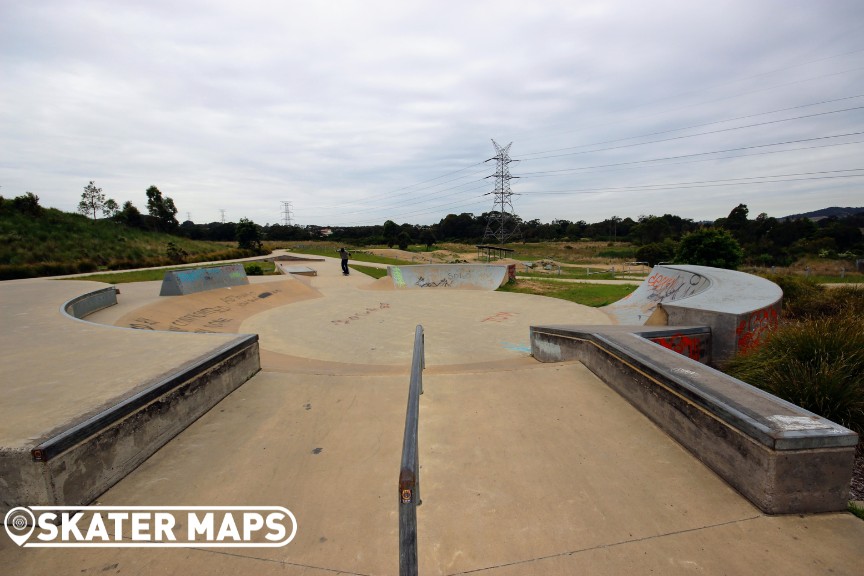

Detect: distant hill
[781,206,864,221]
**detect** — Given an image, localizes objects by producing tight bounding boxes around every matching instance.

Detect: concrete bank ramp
[115,277,321,333]
[602,265,711,324]
[386,263,509,290]
[602,264,783,362]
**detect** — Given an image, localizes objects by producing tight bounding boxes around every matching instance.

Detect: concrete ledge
[63,286,118,319]
[1,335,260,510]
[160,264,249,296]
[530,324,858,514]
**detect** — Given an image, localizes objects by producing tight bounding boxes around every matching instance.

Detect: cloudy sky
[2,0,862,227]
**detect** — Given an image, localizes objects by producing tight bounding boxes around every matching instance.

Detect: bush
[766,275,864,319]
[245,263,264,276]
[726,312,864,443]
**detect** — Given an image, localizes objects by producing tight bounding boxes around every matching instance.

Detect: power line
[514,131,864,178]
[516,106,864,162]
[517,94,864,158]
[521,169,864,196]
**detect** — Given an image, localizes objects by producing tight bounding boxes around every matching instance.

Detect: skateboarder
[338,247,351,275]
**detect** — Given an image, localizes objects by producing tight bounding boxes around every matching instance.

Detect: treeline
[234,206,860,268]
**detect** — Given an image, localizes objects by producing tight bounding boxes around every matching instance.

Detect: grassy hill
[0,201,254,280]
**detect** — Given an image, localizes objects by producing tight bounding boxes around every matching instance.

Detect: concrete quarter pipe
[386,264,509,290]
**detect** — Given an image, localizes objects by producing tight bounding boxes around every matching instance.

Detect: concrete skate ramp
[386,263,508,290]
[116,277,321,333]
[602,265,711,324]
[159,263,248,296]
[603,265,783,362]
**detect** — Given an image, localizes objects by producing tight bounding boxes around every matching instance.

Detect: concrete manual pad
[3,363,862,575]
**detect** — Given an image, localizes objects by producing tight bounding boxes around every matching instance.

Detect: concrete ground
[1,253,863,574]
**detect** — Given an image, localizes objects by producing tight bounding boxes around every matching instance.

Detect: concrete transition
[386,263,511,290]
[159,263,248,296]
[602,264,782,362]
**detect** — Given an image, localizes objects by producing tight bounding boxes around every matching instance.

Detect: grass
[72,261,277,284]
[518,268,643,281]
[497,278,637,307]
[349,264,388,279]
[284,245,415,266]
[850,501,864,521]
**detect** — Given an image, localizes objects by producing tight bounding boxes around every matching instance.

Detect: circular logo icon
[4,507,36,546]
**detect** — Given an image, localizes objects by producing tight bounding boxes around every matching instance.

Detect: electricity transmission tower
[219,209,226,223]
[281,201,294,226]
[482,139,519,244]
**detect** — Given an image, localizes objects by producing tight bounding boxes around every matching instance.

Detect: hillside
[782,206,864,221]
[0,200,254,280]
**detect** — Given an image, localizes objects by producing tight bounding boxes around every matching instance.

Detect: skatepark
[1,252,862,575]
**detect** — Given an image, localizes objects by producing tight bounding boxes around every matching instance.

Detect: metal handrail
[399,325,425,576]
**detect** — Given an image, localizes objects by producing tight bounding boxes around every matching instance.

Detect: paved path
[1,255,863,575]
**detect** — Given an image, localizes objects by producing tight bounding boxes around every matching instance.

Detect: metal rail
[399,325,425,576]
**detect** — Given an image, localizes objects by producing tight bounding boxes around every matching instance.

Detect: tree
[78,181,106,221]
[676,228,743,270]
[383,220,399,248]
[116,201,143,228]
[419,229,436,248]
[145,185,178,230]
[103,198,119,218]
[397,230,411,250]
[635,240,677,266]
[12,192,43,217]
[236,218,263,251]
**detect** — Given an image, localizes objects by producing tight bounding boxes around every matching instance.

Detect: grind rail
[398,325,425,576]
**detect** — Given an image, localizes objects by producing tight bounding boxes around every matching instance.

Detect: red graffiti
[736,306,779,353]
[651,334,704,361]
[482,311,518,323]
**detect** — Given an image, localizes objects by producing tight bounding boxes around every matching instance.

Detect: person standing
[338,247,351,275]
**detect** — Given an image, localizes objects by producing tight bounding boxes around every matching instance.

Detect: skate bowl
[602,265,783,362]
[159,263,248,296]
[386,263,510,290]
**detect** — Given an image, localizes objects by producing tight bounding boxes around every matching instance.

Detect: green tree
[12,192,43,217]
[419,229,436,248]
[676,228,743,269]
[116,201,143,228]
[236,218,263,251]
[397,230,411,250]
[78,181,107,221]
[635,240,677,266]
[383,220,399,248]
[145,185,178,230]
[103,198,119,218]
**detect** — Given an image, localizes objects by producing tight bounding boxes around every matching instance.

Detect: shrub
[766,275,864,319]
[726,312,864,442]
[245,263,264,276]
